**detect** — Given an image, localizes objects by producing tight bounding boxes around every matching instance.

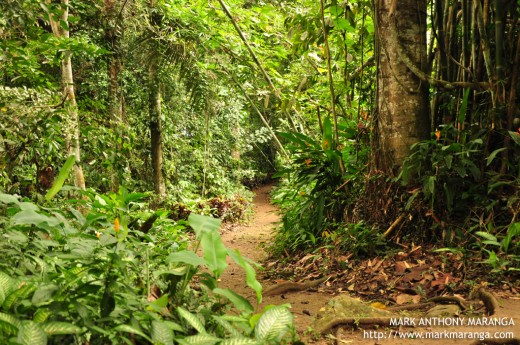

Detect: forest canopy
[0,0,519,343]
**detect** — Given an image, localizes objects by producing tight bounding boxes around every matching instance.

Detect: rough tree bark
[372,0,430,175]
[46,0,86,190]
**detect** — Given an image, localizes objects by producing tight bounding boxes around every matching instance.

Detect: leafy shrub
[398,125,486,218]
[271,118,368,254]
[473,222,520,272]
[0,189,296,344]
[329,221,386,258]
[166,193,253,223]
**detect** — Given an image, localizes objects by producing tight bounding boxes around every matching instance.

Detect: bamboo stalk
[475,0,494,84]
[319,0,345,175]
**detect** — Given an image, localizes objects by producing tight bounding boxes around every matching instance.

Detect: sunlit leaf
[45,155,76,201]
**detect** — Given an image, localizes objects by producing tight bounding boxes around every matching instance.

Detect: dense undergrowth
[0,186,297,345]
[271,121,520,277]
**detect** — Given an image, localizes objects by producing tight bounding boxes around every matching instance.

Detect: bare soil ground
[218,184,520,345]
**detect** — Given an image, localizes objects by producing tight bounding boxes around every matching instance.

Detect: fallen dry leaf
[396,293,422,305]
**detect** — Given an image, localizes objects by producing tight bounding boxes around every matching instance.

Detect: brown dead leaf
[402,267,426,283]
[395,261,410,274]
[396,293,422,305]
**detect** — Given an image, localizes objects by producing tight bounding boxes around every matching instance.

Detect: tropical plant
[271,117,367,253]
[399,125,486,218]
[0,184,296,344]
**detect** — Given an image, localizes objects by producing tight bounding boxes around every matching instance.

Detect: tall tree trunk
[104,0,124,191]
[372,0,430,175]
[46,0,86,190]
[148,62,166,197]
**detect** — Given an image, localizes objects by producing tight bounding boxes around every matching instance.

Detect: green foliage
[166,194,253,224]
[474,222,520,272]
[329,221,385,258]
[399,125,487,217]
[271,118,368,253]
[0,186,296,344]
[399,124,520,273]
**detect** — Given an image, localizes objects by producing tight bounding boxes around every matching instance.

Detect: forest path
[219,184,329,343]
[219,184,520,345]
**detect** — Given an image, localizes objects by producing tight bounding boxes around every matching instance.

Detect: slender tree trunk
[319,0,345,175]
[108,53,122,191]
[46,0,86,190]
[103,0,123,191]
[148,62,166,197]
[373,0,430,175]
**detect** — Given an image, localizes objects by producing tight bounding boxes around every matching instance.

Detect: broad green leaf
[200,229,227,278]
[458,88,470,123]
[18,321,47,345]
[426,175,436,195]
[334,18,351,31]
[486,148,506,166]
[164,320,184,332]
[4,284,36,311]
[45,155,76,201]
[444,155,453,169]
[18,202,39,211]
[322,117,334,149]
[154,267,189,277]
[177,334,220,345]
[329,4,343,16]
[122,191,146,204]
[0,312,21,335]
[12,210,60,227]
[166,250,205,266]
[227,249,262,303]
[507,222,520,237]
[475,231,498,242]
[509,131,520,145]
[277,131,320,150]
[40,321,81,335]
[213,288,253,314]
[151,320,174,345]
[177,307,206,334]
[211,316,242,338]
[0,193,21,205]
[219,338,259,345]
[254,306,293,342]
[33,309,51,323]
[219,315,250,323]
[151,294,169,309]
[482,240,501,247]
[0,272,16,298]
[32,285,59,306]
[114,324,153,342]
[188,214,221,237]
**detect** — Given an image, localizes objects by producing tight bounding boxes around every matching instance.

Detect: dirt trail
[219,184,520,345]
[219,184,329,338]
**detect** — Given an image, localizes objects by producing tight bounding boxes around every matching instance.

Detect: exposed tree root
[428,296,468,311]
[317,317,394,334]
[263,276,328,296]
[386,302,434,311]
